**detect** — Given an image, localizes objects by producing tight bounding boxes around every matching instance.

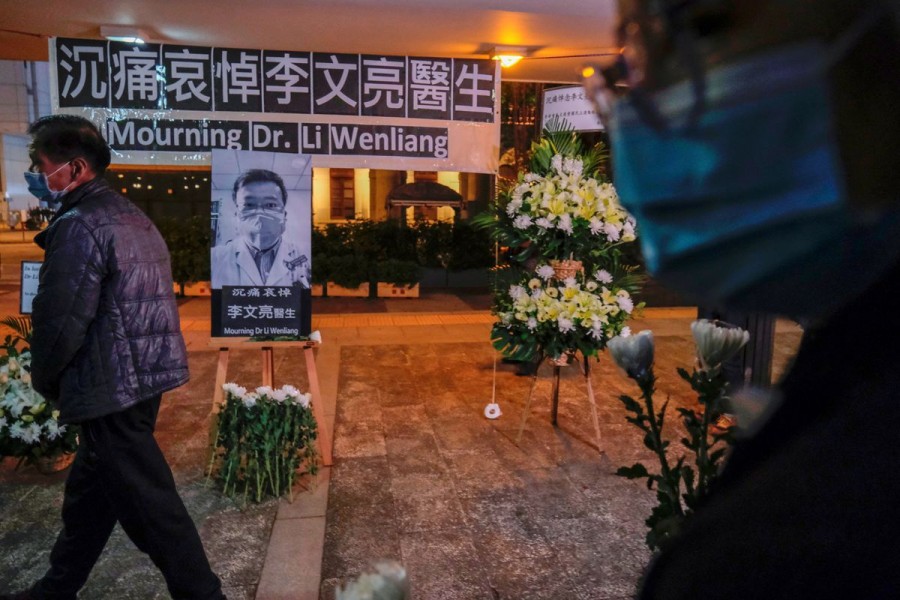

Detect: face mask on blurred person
[606,6,900,320]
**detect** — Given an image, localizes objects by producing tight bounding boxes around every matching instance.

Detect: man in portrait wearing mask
[1,115,225,600]
[211,169,310,289]
[585,0,900,597]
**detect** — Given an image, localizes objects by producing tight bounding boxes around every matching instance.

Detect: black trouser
[34,396,223,600]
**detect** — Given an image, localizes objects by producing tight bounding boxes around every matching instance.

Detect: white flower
[309,330,322,343]
[551,154,563,174]
[0,416,6,431]
[622,219,636,241]
[43,419,61,440]
[270,389,288,403]
[608,330,655,380]
[589,217,604,235]
[557,317,574,333]
[255,386,274,399]
[22,422,42,445]
[526,317,538,331]
[563,277,578,288]
[691,319,750,373]
[223,382,248,398]
[293,393,311,408]
[242,394,258,408]
[513,215,533,229]
[8,422,26,440]
[336,561,408,600]
[603,222,621,242]
[536,265,556,280]
[620,326,632,338]
[585,280,598,292]
[508,285,527,300]
[557,213,574,234]
[535,217,553,230]
[282,384,301,397]
[617,295,634,314]
[595,269,613,284]
[20,372,31,385]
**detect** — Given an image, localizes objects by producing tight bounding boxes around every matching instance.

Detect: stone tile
[333,419,386,459]
[200,501,278,587]
[445,450,525,499]
[326,456,394,512]
[537,515,650,600]
[279,467,331,519]
[256,517,325,600]
[384,434,450,479]
[381,404,434,439]
[389,472,466,534]
[400,530,494,599]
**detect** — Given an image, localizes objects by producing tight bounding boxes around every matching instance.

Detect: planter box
[312,282,370,297]
[173,281,212,296]
[420,268,490,288]
[376,283,420,298]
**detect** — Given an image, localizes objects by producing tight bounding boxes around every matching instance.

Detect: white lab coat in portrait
[212,238,310,289]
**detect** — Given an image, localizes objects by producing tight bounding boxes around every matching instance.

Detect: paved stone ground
[0,347,286,599]
[319,329,803,600]
[0,287,803,599]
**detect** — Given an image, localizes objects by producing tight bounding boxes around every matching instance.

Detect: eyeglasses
[238,200,284,217]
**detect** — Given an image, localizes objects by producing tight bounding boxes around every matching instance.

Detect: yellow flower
[29,403,46,415]
[21,414,33,423]
[528,278,541,289]
[515,312,528,321]
[546,287,559,298]
[52,410,60,420]
[563,287,578,300]
[547,197,567,217]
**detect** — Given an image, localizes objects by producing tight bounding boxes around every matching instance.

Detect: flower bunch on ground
[608,320,749,550]
[492,264,639,360]
[0,349,79,466]
[208,383,318,504]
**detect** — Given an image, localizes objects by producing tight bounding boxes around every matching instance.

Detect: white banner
[542,85,604,132]
[50,38,500,173]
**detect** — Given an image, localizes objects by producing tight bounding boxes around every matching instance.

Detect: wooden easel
[516,353,603,455]
[209,339,333,466]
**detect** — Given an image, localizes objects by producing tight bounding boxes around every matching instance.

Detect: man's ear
[71,157,94,185]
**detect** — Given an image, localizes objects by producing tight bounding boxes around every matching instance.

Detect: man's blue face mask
[24,162,72,210]
[603,7,900,320]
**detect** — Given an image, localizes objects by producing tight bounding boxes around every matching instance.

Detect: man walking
[3,115,225,600]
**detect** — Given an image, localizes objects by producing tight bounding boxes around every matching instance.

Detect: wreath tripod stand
[515,351,604,455]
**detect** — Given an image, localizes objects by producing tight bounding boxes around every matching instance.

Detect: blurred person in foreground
[1,115,225,600]
[586,1,900,597]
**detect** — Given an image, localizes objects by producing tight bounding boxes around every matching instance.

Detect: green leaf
[616,463,650,480]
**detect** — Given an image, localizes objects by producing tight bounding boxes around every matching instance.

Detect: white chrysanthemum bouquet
[0,350,79,467]
[207,383,318,503]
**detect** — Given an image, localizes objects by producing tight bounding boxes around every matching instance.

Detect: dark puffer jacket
[31,178,189,424]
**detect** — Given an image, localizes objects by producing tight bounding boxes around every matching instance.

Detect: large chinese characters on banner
[52,38,500,172]
[210,150,313,338]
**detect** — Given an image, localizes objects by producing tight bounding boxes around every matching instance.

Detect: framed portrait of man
[210,149,312,337]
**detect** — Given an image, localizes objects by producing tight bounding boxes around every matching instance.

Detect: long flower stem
[638,374,684,518]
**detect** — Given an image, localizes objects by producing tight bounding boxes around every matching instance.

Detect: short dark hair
[27,115,111,175]
[232,169,288,207]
